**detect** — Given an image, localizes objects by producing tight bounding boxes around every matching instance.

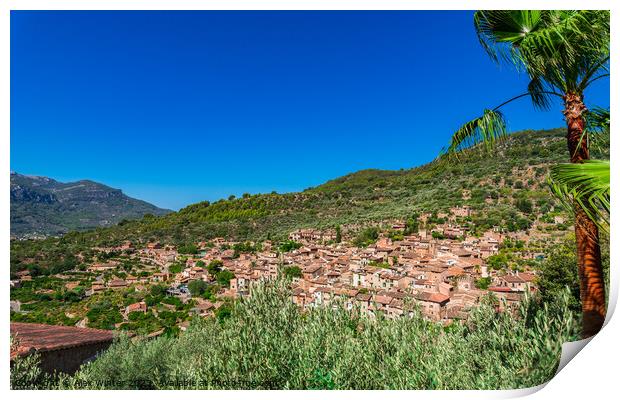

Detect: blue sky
[10,11,610,210]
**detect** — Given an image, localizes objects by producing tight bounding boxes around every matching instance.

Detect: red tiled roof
[10,323,115,359]
[488,286,513,293]
[415,292,450,304]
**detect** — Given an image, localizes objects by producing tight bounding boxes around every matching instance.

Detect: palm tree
[551,107,610,232]
[444,10,609,337]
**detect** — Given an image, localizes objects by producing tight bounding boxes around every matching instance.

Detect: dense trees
[216,270,235,288]
[335,226,342,243]
[177,243,198,254]
[206,260,223,276]
[404,214,420,235]
[168,263,183,274]
[537,238,581,312]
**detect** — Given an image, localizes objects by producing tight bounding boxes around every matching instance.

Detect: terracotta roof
[415,292,450,304]
[126,302,146,313]
[446,267,465,277]
[500,274,526,283]
[304,264,322,273]
[488,286,513,293]
[356,293,372,301]
[518,272,536,282]
[10,323,115,359]
[374,295,393,305]
[452,248,473,257]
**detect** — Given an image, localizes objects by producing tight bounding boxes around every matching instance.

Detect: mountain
[10,173,172,238]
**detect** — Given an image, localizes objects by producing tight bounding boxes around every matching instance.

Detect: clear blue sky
[11,11,610,210]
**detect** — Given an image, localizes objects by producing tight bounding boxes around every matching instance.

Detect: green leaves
[527,76,553,110]
[585,107,610,134]
[474,11,610,81]
[472,10,609,99]
[549,160,610,232]
[444,109,506,155]
[474,10,543,65]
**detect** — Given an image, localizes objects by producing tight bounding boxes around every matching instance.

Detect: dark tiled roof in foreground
[10,322,115,359]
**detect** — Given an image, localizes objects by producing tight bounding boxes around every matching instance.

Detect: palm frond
[527,76,553,110]
[473,10,542,66]
[520,10,609,91]
[585,107,610,133]
[518,11,600,61]
[581,106,611,156]
[549,160,610,232]
[474,10,610,94]
[444,109,507,156]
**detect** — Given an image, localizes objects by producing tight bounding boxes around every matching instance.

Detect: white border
[2,1,617,399]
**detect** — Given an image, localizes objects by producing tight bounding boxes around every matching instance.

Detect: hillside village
[11,198,568,334]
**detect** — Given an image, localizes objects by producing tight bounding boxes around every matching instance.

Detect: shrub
[352,227,379,248]
[282,265,302,279]
[216,270,235,287]
[279,240,302,252]
[187,280,209,297]
[35,280,579,390]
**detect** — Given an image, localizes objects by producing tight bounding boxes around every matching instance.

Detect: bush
[279,240,302,252]
[352,227,379,248]
[282,265,302,279]
[36,280,579,390]
[187,280,209,297]
[216,270,235,287]
[10,350,50,390]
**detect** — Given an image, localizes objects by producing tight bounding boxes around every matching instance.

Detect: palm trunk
[563,92,606,338]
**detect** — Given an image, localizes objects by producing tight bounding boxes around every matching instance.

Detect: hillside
[12,127,606,274]
[10,173,171,238]
[83,128,574,242]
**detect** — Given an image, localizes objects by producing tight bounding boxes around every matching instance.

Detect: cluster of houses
[124,226,538,324]
[12,208,543,326]
[230,234,535,323]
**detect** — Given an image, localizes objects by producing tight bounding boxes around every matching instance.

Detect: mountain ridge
[10,172,172,238]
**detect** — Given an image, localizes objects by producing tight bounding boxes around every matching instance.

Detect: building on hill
[289,228,336,243]
[125,301,147,317]
[450,205,472,218]
[107,278,127,289]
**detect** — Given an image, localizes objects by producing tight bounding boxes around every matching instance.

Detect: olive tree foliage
[15,280,578,390]
[10,336,56,390]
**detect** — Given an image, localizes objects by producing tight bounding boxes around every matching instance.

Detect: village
[11,200,558,333]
